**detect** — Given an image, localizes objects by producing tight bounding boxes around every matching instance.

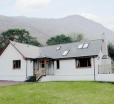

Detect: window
[102,55,108,59]
[56,60,60,69]
[78,44,83,49]
[78,43,89,49]
[62,50,70,56]
[13,60,21,69]
[83,43,89,48]
[40,60,45,68]
[56,46,61,50]
[76,58,91,68]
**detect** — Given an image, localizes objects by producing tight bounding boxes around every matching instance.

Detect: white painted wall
[41,58,96,81]
[54,59,94,76]
[0,44,33,81]
[40,75,94,82]
[26,60,33,77]
[41,51,112,82]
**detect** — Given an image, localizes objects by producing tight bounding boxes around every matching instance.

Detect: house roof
[40,39,103,59]
[10,41,41,59]
[10,39,103,59]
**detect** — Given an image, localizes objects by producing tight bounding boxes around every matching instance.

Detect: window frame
[56,60,60,69]
[13,60,21,69]
[75,57,91,69]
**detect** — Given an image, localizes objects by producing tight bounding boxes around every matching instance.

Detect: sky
[0,0,114,31]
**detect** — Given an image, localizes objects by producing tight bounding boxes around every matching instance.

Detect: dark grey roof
[9,39,103,59]
[40,39,103,59]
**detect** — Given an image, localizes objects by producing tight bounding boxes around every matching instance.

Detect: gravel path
[0,81,22,86]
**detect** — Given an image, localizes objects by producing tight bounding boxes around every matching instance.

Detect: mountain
[0,15,114,44]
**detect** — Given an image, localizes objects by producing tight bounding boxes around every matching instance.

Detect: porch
[33,58,54,80]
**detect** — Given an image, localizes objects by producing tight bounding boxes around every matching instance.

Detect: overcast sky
[0,0,114,31]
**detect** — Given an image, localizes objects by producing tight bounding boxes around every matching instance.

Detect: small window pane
[62,50,69,56]
[56,46,61,50]
[83,43,89,48]
[13,60,21,69]
[78,44,83,49]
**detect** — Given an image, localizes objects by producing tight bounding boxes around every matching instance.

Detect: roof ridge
[42,39,103,48]
[10,40,41,48]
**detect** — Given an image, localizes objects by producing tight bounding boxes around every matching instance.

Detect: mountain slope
[0,15,114,44]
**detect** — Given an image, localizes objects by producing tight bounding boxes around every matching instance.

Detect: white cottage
[0,39,112,81]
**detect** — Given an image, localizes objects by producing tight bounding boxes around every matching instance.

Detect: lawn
[0,82,114,104]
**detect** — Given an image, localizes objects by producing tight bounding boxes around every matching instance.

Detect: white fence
[98,64,113,74]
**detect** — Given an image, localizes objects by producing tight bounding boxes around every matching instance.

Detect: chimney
[101,33,108,55]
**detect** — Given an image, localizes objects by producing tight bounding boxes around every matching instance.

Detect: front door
[46,61,54,75]
[39,59,54,75]
[33,59,47,75]
[39,59,49,75]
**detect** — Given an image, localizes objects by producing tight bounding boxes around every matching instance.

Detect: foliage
[46,34,72,45]
[0,82,114,104]
[46,33,84,45]
[0,29,41,48]
[70,33,84,42]
[108,43,114,59]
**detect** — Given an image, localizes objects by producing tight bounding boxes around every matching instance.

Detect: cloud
[15,0,51,11]
[80,13,114,31]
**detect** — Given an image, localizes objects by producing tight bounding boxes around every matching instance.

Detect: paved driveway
[0,81,21,86]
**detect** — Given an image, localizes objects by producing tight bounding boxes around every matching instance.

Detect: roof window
[78,44,83,49]
[56,46,61,50]
[78,43,89,49]
[62,50,70,56]
[83,43,89,48]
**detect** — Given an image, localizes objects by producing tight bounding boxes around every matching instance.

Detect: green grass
[0,81,114,104]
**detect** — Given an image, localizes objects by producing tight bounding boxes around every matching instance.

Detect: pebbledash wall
[0,44,33,81]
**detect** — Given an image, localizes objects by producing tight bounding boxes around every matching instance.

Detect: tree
[70,33,84,42]
[46,33,84,45]
[0,29,41,48]
[108,43,114,60]
[46,34,72,45]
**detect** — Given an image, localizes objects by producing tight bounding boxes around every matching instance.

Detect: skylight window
[62,50,70,56]
[83,43,89,48]
[78,44,83,49]
[56,46,61,50]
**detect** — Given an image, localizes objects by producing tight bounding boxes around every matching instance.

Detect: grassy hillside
[0,82,114,104]
[0,15,114,44]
